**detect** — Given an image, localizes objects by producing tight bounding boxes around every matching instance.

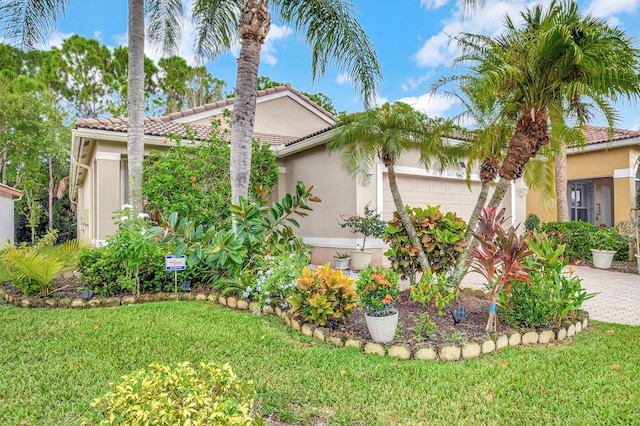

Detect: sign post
[165,255,187,296]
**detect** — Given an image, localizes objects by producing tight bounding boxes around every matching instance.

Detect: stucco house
[527,126,640,227]
[0,183,22,245]
[70,83,520,264]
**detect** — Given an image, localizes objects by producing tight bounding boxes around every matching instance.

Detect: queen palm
[328,101,453,273]
[450,0,640,212]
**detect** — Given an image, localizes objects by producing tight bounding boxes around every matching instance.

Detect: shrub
[410,272,459,317]
[356,265,399,317]
[286,264,357,325]
[83,361,262,425]
[540,221,596,262]
[524,214,541,232]
[589,227,627,260]
[338,203,386,251]
[384,205,466,286]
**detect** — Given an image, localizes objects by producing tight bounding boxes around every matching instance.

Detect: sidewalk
[461,265,640,326]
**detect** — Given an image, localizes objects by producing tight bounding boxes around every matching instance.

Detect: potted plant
[332,251,351,270]
[589,227,624,269]
[356,265,400,342]
[338,203,386,270]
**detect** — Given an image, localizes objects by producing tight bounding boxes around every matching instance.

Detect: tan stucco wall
[94,153,122,241]
[0,193,15,243]
[566,148,629,179]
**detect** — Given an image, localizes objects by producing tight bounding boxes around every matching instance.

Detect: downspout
[11,193,23,244]
[70,135,92,240]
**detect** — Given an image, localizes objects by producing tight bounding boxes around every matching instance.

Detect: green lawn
[1,301,639,425]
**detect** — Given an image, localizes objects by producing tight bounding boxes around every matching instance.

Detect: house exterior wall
[0,192,15,244]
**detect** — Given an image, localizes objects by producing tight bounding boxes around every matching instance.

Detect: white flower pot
[350,250,372,271]
[364,311,399,343]
[590,249,616,269]
[333,257,350,270]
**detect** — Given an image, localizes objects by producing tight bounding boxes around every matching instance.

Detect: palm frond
[146,0,185,56]
[191,0,242,60]
[0,0,69,49]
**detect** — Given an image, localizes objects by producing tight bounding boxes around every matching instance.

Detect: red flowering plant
[338,203,386,251]
[355,265,399,317]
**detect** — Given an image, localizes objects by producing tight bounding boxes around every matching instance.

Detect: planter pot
[636,254,640,274]
[333,257,351,270]
[365,311,399,343]
[350,250,372,271]
[590,249,616,269]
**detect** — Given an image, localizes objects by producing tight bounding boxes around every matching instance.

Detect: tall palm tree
[327,101,453,273]
[450,0,640,211]
[190,0,382,204]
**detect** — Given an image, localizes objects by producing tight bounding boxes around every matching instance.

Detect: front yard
[1,301,638,425]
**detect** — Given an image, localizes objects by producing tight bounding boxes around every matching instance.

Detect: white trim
[510,180,516,227]
[95,151,121,161]
[278,166,286,173]
[303,237,385,249]
[613,168,635,178]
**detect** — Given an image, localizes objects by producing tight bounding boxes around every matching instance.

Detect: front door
[569,181,592,223]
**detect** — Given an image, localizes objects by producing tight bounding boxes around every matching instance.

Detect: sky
[32,0,640,129]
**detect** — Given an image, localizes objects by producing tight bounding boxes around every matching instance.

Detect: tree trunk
[230,0,270,204]
[1,145,7,184]
[499,109,549,181]
[486,177,511,209]
[386,163,431,274]
[555,144,569,222]
[48,155,54,230]
[127,0,145,215]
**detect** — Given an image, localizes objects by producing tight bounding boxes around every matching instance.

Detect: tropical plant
[334,251,350,259]
[328,102,455,274]
[83,362,262,425]
[384,205,467,286]
[355,265,399,317]
[410,272,459,317]
[286,264,357,326]
[338,203,386,251]
[1,230,88,297]
[524,214,541,232]
[470,207,533,332]
[589,227,627,256]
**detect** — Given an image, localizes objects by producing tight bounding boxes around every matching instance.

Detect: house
[0,183,22,245]
[526,126,640,227]
[70,83,519,264]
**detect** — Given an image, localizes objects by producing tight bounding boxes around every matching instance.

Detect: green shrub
[286,264,357,326]
[83,361,262,425]
[355,265,399,317]
[410,272,459,317]
[524,214,541,232]
[540,221,596,262]
[589,227,628,260]
[383,205,467,286]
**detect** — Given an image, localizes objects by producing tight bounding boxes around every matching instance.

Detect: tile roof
[0,183,22,197]
[75,117,297,147]
[582,125,640,145]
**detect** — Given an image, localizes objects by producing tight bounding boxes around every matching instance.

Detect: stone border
[0,287,589,362]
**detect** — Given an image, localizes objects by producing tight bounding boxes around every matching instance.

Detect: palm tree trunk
[1,145,7,184]
[555,144,569,221]
[127,0,145,215]
[486,177,511,208]
[230,0,270,204]
[387,163,431,274]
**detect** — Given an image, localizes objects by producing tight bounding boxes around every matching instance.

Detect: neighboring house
[527,126,640,227]
[0,183,22,245]
[70,83,519,264]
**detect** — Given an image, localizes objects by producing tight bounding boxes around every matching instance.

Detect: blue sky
[40,0,640,129]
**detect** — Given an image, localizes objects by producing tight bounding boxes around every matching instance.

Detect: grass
[1,301,639,425]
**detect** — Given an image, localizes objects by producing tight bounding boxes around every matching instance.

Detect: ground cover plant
[1,301,639,425]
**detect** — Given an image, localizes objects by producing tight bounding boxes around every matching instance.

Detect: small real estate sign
[165,255,186,271]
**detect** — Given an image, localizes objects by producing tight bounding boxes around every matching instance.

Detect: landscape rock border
[0,286,589,362]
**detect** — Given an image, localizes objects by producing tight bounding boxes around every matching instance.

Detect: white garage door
[382,174,483,223]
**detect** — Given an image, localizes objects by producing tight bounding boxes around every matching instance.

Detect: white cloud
[39,30,75,49]
[420,0,449,10]
[93,31,103,42]
[336,73,353,84]
[587,0,640,18]
[395,93,458,118]
[260,24,293,66]
[401,72,433,92]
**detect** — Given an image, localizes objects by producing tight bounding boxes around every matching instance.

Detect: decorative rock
[182,293,194,301]
[557,327,567,341]
[539,329,555,344]
[480,338,495,354]
[344,338,364,349]
[30,298,44,308]
[575,321,582,333]
[87,299,102,308]
[62,271,74,279]
[327,334,344,347]
[137,294,153,303]
[495,334,509,350]
[522,331,539,345]
[438,344,461,361]
[104,297,121,307]
[275,306,283,317]
[461,342,482,359]
[414,343,437,360]
[582,318,588,329]
[226,296,238,308]
[474,289,486,298]
[195,293,207,301]
[263,306,274,315]
[567,323,576,337]
[290,318,302,331]
[73,270,81,278]
[20,298,31,308]
[218,296,227,306]
[313,327,327,342]
[167,294,179,301]
[508,332,522,346]
[12,297,20,306]
[284,315,292,327]
[364,342,385,356]
[301,323,316,337]
[249,301,261,312]
[207,294,217,302]
[44,299,58,309]
[58,298,72,308]
[388,344,411,359]
[70,299,86,309]
[121,296,136,305]
[236,299,249,310]
[154,292,166,301]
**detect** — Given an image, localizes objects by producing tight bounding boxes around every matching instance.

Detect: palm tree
[450,0,640,212]
[190,0,382,204]
[327,101,453,273]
